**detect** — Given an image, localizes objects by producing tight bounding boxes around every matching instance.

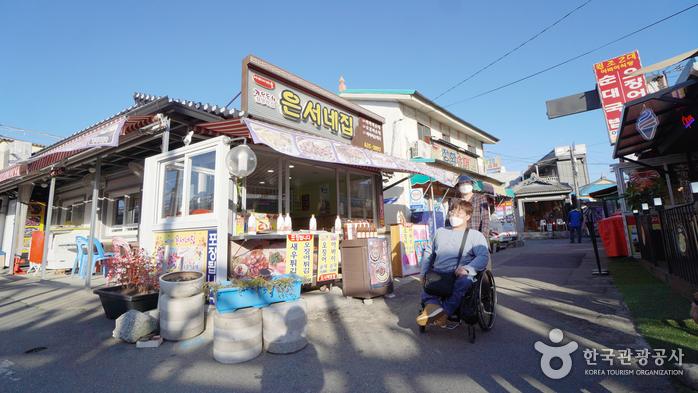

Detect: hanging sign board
[316,233,339,282]
[593,51,647,145]
[285,233,314,283]
[241,55,384,152]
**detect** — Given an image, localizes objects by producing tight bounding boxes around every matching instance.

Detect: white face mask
[458,184,473,194]
[449,215,465,227]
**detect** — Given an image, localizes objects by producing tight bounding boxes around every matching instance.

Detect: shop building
[339,89,503,228]
[0,55,460,294]
[612,53,698,293]
[511,174,573,238]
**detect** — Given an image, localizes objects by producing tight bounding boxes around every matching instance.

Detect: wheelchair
[418,269,497,343]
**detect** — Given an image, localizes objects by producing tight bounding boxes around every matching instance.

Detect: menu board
[316,233,339,282]
[367,238,391,288]
[23,202,45,254]
[286,234,314,283]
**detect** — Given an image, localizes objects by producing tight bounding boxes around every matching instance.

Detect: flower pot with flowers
[93,248,162,319]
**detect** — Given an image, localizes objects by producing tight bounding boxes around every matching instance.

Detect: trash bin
[598,215,628,257]
[341,238,393,299]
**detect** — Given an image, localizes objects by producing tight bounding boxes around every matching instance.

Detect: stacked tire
[159,272,205,341]
[213,308,262,364]
[262,300,308,354]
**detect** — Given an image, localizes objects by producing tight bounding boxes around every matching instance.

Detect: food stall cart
[140,55,458,294]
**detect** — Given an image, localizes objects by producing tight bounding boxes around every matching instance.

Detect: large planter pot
[213,308,262,364]
[262,300,308,354]
[93,286,159,320]
[159,271,204,298]
[215,275,302,314]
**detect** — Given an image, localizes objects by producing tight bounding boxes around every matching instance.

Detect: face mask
[449,216,464,227]
[458,184,473,194]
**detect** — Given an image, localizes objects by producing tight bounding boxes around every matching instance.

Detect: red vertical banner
[593,50,647,145]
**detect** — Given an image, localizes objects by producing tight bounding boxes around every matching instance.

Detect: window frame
[156,146,217,225]
[106,187,142,236]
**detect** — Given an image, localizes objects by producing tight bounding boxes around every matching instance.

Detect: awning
[27,115,155,173]
[473,180,495,195]
[193,118,249,138]
[627,48,698,77]
[613,79,698,158]
[220,118,459,187]
[0,164,27,183]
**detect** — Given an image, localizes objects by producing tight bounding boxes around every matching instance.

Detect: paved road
[0,240,674,392]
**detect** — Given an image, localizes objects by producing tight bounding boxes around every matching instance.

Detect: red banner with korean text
[593,51,647,145]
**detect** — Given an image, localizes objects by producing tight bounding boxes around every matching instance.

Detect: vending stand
[140,56,458,297]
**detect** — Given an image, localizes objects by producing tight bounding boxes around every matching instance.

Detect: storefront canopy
[196,118,460,187]
[614,79,698,158]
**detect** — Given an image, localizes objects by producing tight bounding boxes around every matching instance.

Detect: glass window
[161,158,184,218]
[189,151,216,215]
[127,193,141,225]
[289,162,337,230]
[245,153,280,214]
[114,198,125,226]
[350,173,374,220]
[338,170,348,217]
[418,123,431,142]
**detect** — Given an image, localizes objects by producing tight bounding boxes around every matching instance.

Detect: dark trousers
[422,275,475,317]
[569,226,582,243]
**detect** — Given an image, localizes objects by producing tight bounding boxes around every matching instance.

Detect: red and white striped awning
[193,118,249,138]
[27,115,155,173]
[0,164,27,183]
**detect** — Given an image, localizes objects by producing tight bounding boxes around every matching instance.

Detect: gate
[660,203,698,286]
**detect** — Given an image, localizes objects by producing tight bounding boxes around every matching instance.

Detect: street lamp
[641,203,649,211]
[653,198,662,207]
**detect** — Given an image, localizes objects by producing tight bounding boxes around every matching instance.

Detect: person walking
[568,207,583,243]
[455,179,490,239]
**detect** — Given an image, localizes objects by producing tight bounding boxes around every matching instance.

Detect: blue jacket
[568,209,583,228]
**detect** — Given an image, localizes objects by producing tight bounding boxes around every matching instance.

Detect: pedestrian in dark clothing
[568,208,583,243]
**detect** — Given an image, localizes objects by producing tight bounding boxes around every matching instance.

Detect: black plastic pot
[93,285,159,320]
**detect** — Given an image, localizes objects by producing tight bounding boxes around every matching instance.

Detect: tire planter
[213,308,262,364]
[262,299,308,354]
[160,293,205,341]
[93,286,159,320]
[159,271,204,298]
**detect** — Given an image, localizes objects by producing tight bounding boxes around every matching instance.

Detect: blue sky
[1,0,696,182]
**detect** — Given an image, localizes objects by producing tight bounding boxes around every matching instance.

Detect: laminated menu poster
[367,238,391,288]
[286,234,314,283]
[317,233,339,282]
[230,239,286,278]
[154,230,214,274]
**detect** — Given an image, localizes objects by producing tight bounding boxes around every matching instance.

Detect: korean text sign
[286,234,314,283]
[316,233,339,282]
[594,51,647,144]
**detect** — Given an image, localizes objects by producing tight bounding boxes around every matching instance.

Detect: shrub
[106,248,162,293]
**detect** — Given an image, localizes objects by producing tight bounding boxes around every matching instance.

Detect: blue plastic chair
[77,237,114,278]
[72,236,87,276]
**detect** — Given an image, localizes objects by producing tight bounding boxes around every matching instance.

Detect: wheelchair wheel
[477,270,496,331]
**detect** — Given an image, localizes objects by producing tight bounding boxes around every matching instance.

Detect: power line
[0,123,63,140]
[443,3,698,107]
[433,0,593,101]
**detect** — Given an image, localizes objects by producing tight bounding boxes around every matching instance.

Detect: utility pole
[569,143,580,208]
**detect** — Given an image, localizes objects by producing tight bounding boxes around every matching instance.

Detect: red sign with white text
[594,50,647,145]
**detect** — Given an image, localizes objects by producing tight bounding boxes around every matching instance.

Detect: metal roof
[513,175,572,197]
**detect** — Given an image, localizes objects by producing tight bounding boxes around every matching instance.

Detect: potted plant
[208,273,302,313]
[93,248,162,319]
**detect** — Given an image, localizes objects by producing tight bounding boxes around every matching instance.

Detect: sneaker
[432,314,460,330]
[416,304,444,326]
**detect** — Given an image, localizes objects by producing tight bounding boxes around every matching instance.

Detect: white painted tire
[213,309,262,364]
[159,271,204,298]
[160,293,205,341]
[262,300,308,354]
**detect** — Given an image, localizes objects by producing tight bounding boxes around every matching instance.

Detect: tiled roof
[133,92,239,118]
[514,175,572,196]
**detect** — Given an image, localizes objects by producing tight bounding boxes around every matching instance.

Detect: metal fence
[660,203,698,286]
[636,212,665,264]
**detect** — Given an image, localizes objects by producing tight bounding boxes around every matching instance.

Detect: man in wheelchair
[416,200,490,330]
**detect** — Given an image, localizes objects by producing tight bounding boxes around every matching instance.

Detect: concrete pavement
[0,240,676,392]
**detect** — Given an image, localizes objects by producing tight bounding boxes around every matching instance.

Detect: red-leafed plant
[106,248,162,294]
